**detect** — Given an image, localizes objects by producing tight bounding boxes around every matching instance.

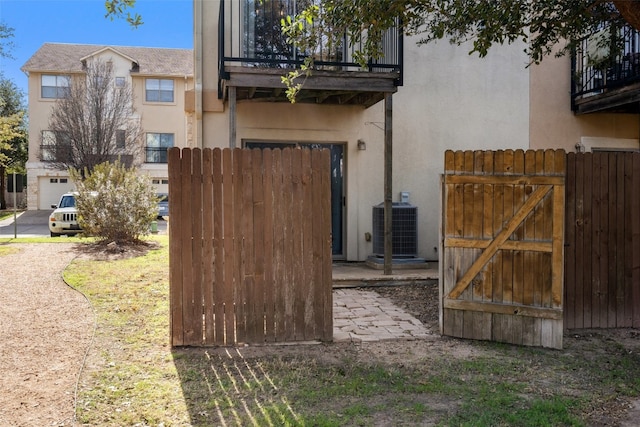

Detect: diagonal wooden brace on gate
[447,184,552,300]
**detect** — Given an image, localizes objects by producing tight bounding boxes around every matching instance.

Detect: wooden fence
[168,147,333,347]
[565,151,640,329]
[442,150,566,349]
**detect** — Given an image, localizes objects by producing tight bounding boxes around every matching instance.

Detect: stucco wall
[198,0,532,261]
[389,36,531,262]
[529,54,640,151]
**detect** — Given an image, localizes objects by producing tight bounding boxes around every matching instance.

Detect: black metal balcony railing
[218,0,403,98]
[572,24,640,105]
[145,147,169,164]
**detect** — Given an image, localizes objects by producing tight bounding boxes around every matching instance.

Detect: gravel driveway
[0,243,93,426]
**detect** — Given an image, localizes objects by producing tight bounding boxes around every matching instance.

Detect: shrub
[70,161,158,244]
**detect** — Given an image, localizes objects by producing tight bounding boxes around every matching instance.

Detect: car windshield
[59,195,76,208]
[158,194,168,203]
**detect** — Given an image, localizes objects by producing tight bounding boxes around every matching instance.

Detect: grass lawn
[57,236,640,426]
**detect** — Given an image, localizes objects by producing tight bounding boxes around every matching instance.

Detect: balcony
[217,0,403,107]
[572,24,640,114]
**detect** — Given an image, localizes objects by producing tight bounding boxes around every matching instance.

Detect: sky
[0,0,193,97]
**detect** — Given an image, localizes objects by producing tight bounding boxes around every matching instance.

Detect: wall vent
[372,202,417,257]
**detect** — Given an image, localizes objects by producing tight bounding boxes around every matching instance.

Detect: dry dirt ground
[1,242,639,426]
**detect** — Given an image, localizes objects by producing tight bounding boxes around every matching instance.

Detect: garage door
[38,176,73,210]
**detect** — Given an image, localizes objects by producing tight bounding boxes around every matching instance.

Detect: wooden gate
[168,147,333,347]
[441,150,566,349]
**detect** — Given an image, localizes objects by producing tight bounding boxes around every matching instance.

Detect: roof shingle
[21,43,193,77]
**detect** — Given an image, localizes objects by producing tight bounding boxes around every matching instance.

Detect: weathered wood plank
[262,149,275,342]
[181,149,197,345]
[300,149,315,339]
[574,152,585,328]
[212,148,225,344]
[444,299,563,320]
[551,152,565,313]
[252,149,266,341]
[493,151,505,306]
[319,149,333,341]
[591,153,602,328]
[281,148,295,341]
[632,154,640,328]
[289,149,304,340]
[583,153,594,328]
[608,153,618,327]
[202,148,215,345]
[272,150,287,341]
[222,148,236,345]
[445,175,565,185]
[168,148,184,346]
[623,154,633,327]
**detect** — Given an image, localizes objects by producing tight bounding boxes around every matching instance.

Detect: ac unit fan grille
[372,203,417,257]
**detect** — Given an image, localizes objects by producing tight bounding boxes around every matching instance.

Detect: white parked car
[49,192,82,237]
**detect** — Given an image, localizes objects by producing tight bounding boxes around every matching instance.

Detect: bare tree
[44,59,142,174]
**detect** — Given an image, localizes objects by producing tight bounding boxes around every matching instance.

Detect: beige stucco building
[21,43,194,210]
[195,0,534,262]
[196,1,640,263]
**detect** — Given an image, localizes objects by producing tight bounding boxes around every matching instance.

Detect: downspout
[194,0,203,148]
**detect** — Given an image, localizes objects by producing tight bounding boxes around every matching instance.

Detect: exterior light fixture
[357,139,366,150]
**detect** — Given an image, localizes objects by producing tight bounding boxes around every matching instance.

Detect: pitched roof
[21,43,193,77]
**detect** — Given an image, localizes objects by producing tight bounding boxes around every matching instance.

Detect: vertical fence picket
[319,148,333,341]
[222,149,235,344]
[168,148,183,346]
[211,149,224,344]
[233,149,246,343]
[202,149,214,345]
[271,150,286,341]
[251,149,266,342]
[633,154,640,328]
[180,149,196,345]
[290,149,305,340]
[300,149,315,339]
[239,150,255,342]
[591,153,602,328]
[281,148,296,341]
[262,150,276,341]
[191,149,204,345]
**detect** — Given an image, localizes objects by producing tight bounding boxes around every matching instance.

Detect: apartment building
[21,43,194,210]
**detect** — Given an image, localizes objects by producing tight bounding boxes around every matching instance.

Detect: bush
[71,161,158,244]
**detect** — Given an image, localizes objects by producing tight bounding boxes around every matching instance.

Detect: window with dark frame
[145,133,174,163]
[41,130,71,162]
[116,130,126,149]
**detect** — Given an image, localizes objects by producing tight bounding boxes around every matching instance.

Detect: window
[115,77,126,87]
[145,133,174,163]
[116,130,126,149]
[145,79,174,102]
[41,75,70,99]
[41,130,71,161]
